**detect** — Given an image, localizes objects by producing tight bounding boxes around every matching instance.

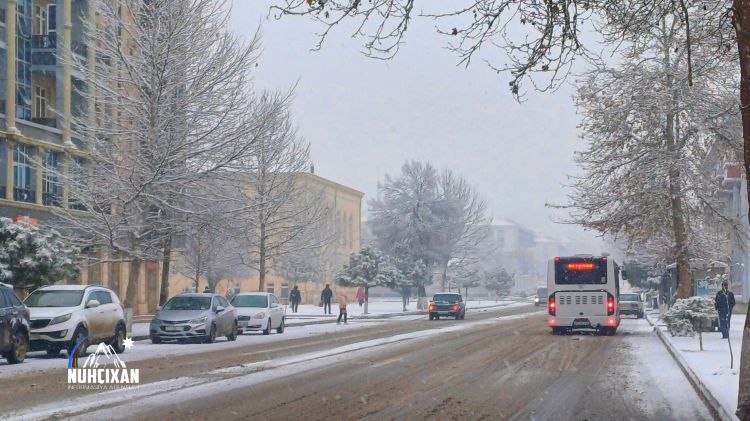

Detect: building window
[13,143,35,203]
[35,86,47,118]
[266,283,275,295]
[43,150,62,206]
[280,283,289,300]
[34,5,46,35]
[69,157,88,210]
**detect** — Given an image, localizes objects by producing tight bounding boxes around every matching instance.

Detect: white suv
[24,285,127,356]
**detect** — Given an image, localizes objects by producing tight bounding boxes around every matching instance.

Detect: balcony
[32,33,57,49]
[13,187,36,203]
[31,117,56,128]
[32,34,57,67]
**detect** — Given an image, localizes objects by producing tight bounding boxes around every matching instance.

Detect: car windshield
[163,296,211,311]
[231,295,268,308]
[620,293,640,302]
[25,290,84,307]
[537,287,547,296]
[432,294,461,303]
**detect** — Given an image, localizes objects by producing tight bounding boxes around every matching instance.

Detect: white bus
[546,255,623,335]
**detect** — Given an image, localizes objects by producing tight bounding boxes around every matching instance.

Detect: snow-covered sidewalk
[288,298,522,318]
[648,310,744,420]
[128,298,526,339]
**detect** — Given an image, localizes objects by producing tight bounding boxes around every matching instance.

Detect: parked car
[231,292,285,335]
[25,285,127,356]
[618,293,644,318]
[534,287,548,306]
[428,292,466,320]
[150,293,237,344]
[0,283,30,364]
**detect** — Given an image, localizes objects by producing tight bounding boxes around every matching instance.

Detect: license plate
[573,319,591,327]
[165,326,180,331]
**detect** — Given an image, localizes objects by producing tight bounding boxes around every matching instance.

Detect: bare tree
[53,0,283,311]
[234,103,332,292]
[557,14,739,299]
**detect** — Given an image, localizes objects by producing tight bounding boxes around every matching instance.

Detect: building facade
[0,0,92,221]
[167,173,364,306]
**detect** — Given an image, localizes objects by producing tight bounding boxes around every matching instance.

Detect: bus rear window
[554,259,607,285]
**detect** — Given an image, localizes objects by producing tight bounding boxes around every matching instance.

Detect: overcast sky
[230,1,604,251]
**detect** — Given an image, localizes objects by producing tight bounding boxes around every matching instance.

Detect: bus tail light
[548,318,556,326]
[548,295,556,316]
[608,317,616,326]
[607,293,615,315]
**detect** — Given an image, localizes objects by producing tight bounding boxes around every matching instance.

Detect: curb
[646,313,739,421]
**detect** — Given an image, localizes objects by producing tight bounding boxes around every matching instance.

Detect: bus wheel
[552,327,565,335]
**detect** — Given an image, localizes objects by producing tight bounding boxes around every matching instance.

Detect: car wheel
[435,315,440,320]
[67,326,89,357]
[277,318,285,334]
[111,324,126,354]
[46,346,62,357]
[455,314,461,320]
[262,319,271,335]
[227,321,238,341]
[429,314,434,320]
[6,330,29,364]
[151,336,162,344]
[205,324,217,344]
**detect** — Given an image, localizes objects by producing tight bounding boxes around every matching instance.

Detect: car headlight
[49,313,72,325]
[253,312,266,320]
[189,316,207,324]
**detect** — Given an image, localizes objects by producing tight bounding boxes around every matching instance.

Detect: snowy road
[1,305,712,420]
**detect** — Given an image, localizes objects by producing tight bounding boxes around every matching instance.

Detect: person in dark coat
[289,285,301,313]
[321,284,333,315]
[715,281,735,339]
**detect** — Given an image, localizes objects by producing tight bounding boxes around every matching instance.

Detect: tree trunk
[417,284,427,310]
[733,3,750,417]
[440,263,448,291]
[258,222,266,292]
[663,42,692,299]
[364,286,369,314]
[159,236,172,305]
[124,259,141,311]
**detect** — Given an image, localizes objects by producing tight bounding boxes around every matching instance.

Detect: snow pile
[663,296,717,337]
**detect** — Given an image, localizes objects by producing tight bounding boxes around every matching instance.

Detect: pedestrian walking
[289,285,301,313]
[356,286,365,307]
[321,284,333,315]
[715,281,736,339]
[337,292,348,324]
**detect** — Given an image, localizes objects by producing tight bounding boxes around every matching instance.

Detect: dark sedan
[428,293,466,320]
[0,283,30,364]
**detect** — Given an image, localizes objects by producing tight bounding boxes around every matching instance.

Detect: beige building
[167,172,364,306]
